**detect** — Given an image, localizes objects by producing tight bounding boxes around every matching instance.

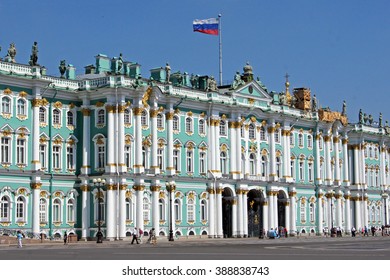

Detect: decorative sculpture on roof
[231,71,245,89]
[368,114,373,125]
[6,43,16,63]
[279,93,285,105]
[59,60,66,78]
[117,53,123,73]
[207,76,218,92]
[29,42,38,66]
[190,74,199,89]
[379,113,383,128]
[341,100,347,116]
[165,63,171,84]
[243,62,253,82]
[359,109,363,124]
[312,94,318,112]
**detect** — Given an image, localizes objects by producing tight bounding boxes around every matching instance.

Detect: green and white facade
[0,53,389,240]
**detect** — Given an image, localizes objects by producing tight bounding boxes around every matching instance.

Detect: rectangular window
[125,146,131,169]
[199,152,206,174]
[187,203,194,221]
[40,145,46,169]
[16,139,26,165]
[66,146,75,170]
[157,149,164,170]
[186,151,193,173]
[1,137,10,163]
[53,146,61,169]
[98,146,105,168]
[173,150,180,172]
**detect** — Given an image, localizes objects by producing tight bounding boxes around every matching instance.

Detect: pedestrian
[381,225,385,236]
[148,228,156,245]
[351,226,356,237]
[63,232,68,245]
[17,231,23,248]
[364,226,369,237]
[131,227,139,244]
[138,228,144,244]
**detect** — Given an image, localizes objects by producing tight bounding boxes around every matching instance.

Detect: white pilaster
[335,192,342,228]
[106,104,116,173]
[334,135,341,186]
[342,138,350,186]
[119,184,126,239]
[208,186,215,238]
[81,108,91,174]
[118,103,126,173]
[31,182,41,235]
[289,189,297,236]
[262,200,269,233]
[133,107,144,174]
[268,121,277,181]
[344,192,351,234]
[243,189,248,237]
[216,187,223,238]
[151,184,161,236]
[150,109,159,174]
[81,184,90,240]
[166,110,175,176]
[232,197,238,237]
[317,191,324,235]
[315,134,322,184]
[237,189,244,237]
[324,135,332,185]
[31,99,41,171]
[106,185,116,240]
[355,196,362,230]
[267,189,274,230]
[285,201,290,235]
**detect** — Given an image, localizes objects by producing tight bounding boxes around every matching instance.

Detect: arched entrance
[247,189,264,237]
[222,188,234,238]
[277,190,287,228]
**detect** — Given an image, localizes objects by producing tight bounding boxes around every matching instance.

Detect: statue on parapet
[165,63,171,84]
[59,60,66,78]
[231,71,245,89]
[207,76,218,92]
[117,53,123,73]
[341,100,347,116]
[312,94,318,112]
[368,114,373,125]
[358,109,364,124]
[29,41,39,66]
[190,74,199,89]
[6,43,16,63]
[379,113,383,128]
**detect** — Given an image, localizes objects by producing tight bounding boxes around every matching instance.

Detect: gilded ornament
[19,91,27,98]
[95,101,104,107]
[31,183,42,189]
[54,101,63,109]
[166,111,174,120]
[3,88,12,95]
[142,87,152,107]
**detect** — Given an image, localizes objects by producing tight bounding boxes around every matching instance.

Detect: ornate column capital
[133,107,143,116]
[133,185,145,191]
[81,108,91,116]
[150,185,161,192]
[30,183,42,189]
[80,184,90,192]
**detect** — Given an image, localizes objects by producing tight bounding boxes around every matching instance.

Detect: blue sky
[1,0,389,124]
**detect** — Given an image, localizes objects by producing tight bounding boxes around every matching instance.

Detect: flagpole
[218,14,223,86]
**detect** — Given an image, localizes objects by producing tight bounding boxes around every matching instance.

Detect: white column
[317,191,324,235]
[353,146,360,185]
[81,108,91,174]
[324,135,332,185]
[326,194,333,228]
[344,192,351,234]
[166,111,175,176]
[315,134,322,185]
[229,121,237,178]
[380,145,387,188]
[273,191,278,229]
[289,189,297,236]
[31,99,41,171]
[232,197,238,237]
[237,189,244,237]
[236,121,242,179]
[133,107,144,174]
[216,187,223,238]
[285,201,290,235]
[214,119,221,175]
[335,192,342,228]
[267,189,274,230]
[81,184,90,240]
[106,105,116,173]
[31,183,41,235]
[150,109,159,174]
[208,186,215,238]
[360,145,366,186]
[282,129,289,181]
[118,104,126,173]
[342,138,350,186]
[334,136,341,186]
[106,185,116,240]
[268,123,277,181]
[286,130,292,179]
[134,184,145,233]
[209,118,215,173]
[243,189,248,237]
[355,196,362,230]
[363,195,368,228]
[262,200,269,233]
[151,184,161,236]
[119,184,126,239]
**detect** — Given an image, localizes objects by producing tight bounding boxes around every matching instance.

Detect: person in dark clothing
[131,227,139,244]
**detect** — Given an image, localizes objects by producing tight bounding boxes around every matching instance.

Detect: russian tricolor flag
[193,18,219,36]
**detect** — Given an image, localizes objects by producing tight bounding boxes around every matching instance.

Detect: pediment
[233,81,272,101]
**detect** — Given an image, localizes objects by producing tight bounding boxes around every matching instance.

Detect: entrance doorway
[222,188,233,238]
[277,190,287,229]
[247,189,264,237]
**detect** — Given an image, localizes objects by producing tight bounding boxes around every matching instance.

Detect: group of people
[131,227,157,245]
[267,227,288,239]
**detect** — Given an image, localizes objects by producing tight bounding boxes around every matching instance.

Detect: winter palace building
[0,45,389,240]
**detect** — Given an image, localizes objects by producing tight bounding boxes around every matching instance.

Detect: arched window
[125,198,133,221]
[39,107,46,123]
[67,199,75,222]
[95,196,105,223]
[200,200,207,221]
[97,109,105,125]
[220,151,227,175]
[124,109,131,125]
[67,111,74,126]
[307,135,313,148]
[185,117,193,133]
[248,124,255,140]
[157,113,164,129]
[260,127,266,141]
[309,203,315,223]
[300,200,306,223]
[157,148,164,170]
[274,129,280,143]
[53,108,61,125]
[174,198,181,221]
[290,132,295,146]
[141,110,148,126]
[125,144,131,169]
[249,153,256,176]
[53,144,61,169]
[299,160,305,181]
[143,197,150,222]
[173,115,179,131]
[198,119,205,135]
[66,145,76,170]
[298,133,303,147]
[16,197,25,221]
[173,149,180,172]
[369,147,373,158]
[187,198,195,222]
[158,198,165,221]
[53,198,62,223]
[16,138,26,165]
[1,96,11,114]
[39,198,47,223]
[0,196,10,221]
[261,155,268,177]
[308,160,313,181]
[199,151,206,174]
[17,99,26,116]
[186,149,193,173]
[219,120,227,136]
